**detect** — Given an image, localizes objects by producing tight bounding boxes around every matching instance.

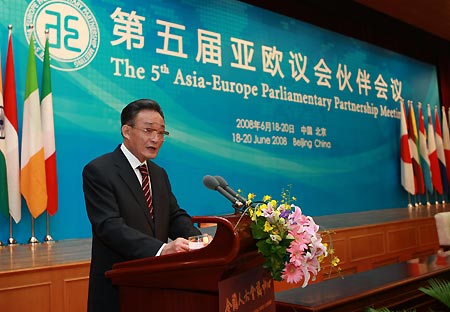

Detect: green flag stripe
[24,35,38,99]
[41,38,51,99]
[0,151,9,217]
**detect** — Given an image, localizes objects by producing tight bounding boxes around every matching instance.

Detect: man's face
[122,109,166,162]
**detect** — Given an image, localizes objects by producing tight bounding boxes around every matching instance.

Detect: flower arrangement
[245,187,340,287]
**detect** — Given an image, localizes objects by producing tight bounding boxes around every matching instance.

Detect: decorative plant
[365,278,450,312]
[418,278,450,308]
[245,186,341,286]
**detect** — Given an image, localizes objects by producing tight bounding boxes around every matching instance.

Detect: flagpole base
[8,237,17,245]
[28,236,40,244]
[44,235,55,243]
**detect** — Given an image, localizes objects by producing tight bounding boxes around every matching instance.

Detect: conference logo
[24,0,100,71]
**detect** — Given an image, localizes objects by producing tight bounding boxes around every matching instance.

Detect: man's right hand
[160,237,190,255]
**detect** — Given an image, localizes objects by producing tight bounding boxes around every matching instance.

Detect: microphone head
[214,175,228,187]
[202,175,220,190]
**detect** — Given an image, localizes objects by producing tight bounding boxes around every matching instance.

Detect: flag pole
[29,217,39,244]
[25,23,40,245]
[23,24,47,242]
[8,215,17,245]
[44,211,54,242]
[42,28,56,243]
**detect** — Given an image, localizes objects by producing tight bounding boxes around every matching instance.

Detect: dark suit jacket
[83,145,201,312]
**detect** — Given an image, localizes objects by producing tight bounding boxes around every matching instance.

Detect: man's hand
[160,237,190,255]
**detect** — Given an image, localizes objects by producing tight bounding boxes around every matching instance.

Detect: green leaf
[251,223,269,240]
[280,237,294,247]
[256,240,271,256]
[419,278,450,308]
[274,245,287,257]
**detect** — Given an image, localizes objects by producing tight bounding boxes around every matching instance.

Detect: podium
[106,214,272,312]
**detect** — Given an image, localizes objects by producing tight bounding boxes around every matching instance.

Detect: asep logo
[24,0,100,71]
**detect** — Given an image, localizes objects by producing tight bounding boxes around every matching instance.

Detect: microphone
[214,176,248,205]
[202,175,244,209]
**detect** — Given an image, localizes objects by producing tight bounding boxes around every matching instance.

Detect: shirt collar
[120,143,145,169]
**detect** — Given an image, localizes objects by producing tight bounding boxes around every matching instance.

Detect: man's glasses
[130,126,169,140]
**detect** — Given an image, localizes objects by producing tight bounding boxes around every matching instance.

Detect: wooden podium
[106,214,270,312]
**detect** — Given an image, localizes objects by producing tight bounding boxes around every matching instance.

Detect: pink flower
[289,205,309,227]
[289,205,303,221]
[303,217,319,235]
[287,240,308,266]
[309,234,327,257]
[300,261,315,287]
[282,262,303,284]
[248,192,330,286]
[262,204,275,219]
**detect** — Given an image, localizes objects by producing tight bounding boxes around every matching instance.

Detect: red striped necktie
[138,164,153,219]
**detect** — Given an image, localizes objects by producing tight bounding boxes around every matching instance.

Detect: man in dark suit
[83,99,202,312]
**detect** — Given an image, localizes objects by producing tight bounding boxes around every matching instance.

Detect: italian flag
[20,33,47,219]
[41,33,58,216]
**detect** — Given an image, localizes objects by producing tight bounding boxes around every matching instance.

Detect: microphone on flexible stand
[202,175,245,211]
[214,176,248,206]
[214,176,267,209]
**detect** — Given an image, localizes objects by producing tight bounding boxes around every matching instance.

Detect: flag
[0,52,8,217]
[21,32,47,219]
[427,104,443,194]
[3,28,21,223]
[41,33,58,215]
[400,100,415,194]
[442,106,450,189]
[418,103,432,193]
[434,106,448,194]
[407,102,424,194]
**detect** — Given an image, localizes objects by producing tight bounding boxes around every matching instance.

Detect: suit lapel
[112,147,155,232]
